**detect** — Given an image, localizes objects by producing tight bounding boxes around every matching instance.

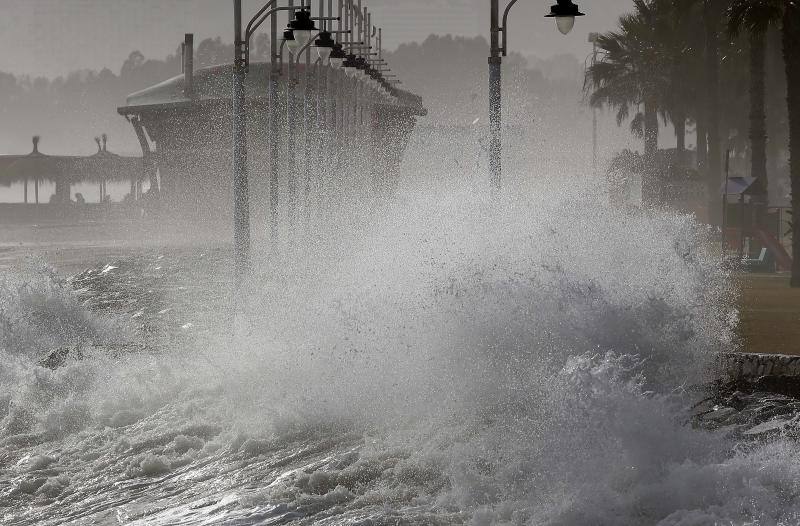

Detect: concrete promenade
[739,273,800,356]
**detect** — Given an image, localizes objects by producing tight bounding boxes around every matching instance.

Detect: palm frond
[727,0,784,37]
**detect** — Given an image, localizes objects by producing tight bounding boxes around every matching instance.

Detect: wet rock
[743,418,792,437]
[704,407,736,422]
[691,398,717,415]
[725,391,749,411]
[759,404,797,421]
[753,376,800,398]
[39,347,80,370]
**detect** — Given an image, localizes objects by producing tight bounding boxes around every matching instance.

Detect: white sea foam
[2,164,799,524]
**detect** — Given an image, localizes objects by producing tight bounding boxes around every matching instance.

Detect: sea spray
[2,178,795,525]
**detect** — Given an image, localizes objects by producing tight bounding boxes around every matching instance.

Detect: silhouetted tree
[728,0,783,200]
[384,34,567,123]
[586,0,676,202]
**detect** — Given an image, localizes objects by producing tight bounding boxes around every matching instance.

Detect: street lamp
[284,28,299,54]
[287,9,318,51]
[354,56,368,80]
[329,42,346,68]
[229,0,408,249]
[488,0,586,191]
[315,31,336,63]
[237,0,304,238]
[342,53,359,77]
[545,0,585,35]
[232,0,250,287]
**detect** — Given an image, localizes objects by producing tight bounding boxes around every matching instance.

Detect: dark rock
[752,375,800,398]
[743,418,791,437]
[39,347,78,370]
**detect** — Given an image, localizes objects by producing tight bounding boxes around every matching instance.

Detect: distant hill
[0,33,583,155]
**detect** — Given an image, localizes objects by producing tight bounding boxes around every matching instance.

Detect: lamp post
[229,0,403,252]
[269,3,281,239]
[233,0,304,263]
[232,0,250,286]
[285,7,318,227]
[239,0,301,239]
[488,0,585,192]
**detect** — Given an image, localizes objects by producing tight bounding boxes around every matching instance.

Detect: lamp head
[354,56,368,74]
[284,29,299,54]
[329,43,346,68]
[342,54,359,77]
[315,31,335,63]
[545,0,584,35]
[288,9,317,50]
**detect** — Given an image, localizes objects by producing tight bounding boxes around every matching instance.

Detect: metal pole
[334,0,344,183]
[722,148,731,252]
[233,0,250,282]
[489,0,502,192]
[344,1,352,153]
[269,0,281,239]
[739,194,745,258]
[592,40,598,177]
[287,0,298,227]
[357,3,364,143]
[302,1,317,222]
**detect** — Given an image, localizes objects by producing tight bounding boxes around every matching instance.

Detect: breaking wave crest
[4,180,800,525]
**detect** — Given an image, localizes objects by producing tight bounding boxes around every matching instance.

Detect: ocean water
[2,129,800,525]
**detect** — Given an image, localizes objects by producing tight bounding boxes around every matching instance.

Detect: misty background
[0,0,637,157]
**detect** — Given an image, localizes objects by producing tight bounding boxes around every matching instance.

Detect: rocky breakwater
[693,352,800,440]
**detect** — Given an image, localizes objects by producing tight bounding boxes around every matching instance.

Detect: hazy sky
[0,0,635,78]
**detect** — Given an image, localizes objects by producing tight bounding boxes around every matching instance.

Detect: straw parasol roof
[0,135,143,186]
[0,137,72,186]
[68,135,142,183]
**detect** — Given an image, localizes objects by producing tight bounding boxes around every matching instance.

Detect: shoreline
[0,222,231,276]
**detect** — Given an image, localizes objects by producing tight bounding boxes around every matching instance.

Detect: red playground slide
[755,229,793,271]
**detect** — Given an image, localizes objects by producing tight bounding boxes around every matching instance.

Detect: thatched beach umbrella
[69,135,143,202]
[0,137,73,203]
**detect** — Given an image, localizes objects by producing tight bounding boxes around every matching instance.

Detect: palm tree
[661,1,705,164]
[586,0,674,203]
[728,0,800,286]
[728,1,782,198]
[672,0,732,224]
[704,0,726,225]
[783,3,800,286]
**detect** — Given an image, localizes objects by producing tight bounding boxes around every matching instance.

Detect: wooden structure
[116,61,426,221]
